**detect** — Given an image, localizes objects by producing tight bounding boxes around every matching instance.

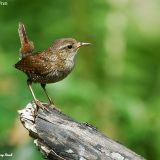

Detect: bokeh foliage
[0,0,160,159]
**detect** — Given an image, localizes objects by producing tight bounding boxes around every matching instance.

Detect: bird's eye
[67,45,72,49]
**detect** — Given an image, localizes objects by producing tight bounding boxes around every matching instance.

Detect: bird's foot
[49,102,61,112]
[34,100,51,113]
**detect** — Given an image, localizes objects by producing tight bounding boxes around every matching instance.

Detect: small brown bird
[15,23,90,106]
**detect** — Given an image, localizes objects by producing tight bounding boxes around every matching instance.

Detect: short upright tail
[18,22,34,58]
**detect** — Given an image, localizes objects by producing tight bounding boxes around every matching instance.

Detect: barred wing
[15,53,56,76]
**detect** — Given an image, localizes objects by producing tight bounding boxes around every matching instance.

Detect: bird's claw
[34,100,51,113]
[50,103,61,112]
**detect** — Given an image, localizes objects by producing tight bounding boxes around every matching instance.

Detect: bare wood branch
[18,102,145,160]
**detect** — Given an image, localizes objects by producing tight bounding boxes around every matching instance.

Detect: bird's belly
[45,69,71,83]
[28,69,72,84]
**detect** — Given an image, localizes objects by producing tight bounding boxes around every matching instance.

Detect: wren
[15,23,90,106]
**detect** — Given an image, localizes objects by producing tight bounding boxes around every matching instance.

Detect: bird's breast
[26,58,75,84]
[45,64,73,83]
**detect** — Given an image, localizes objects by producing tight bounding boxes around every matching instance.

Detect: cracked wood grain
[18,102,145,160]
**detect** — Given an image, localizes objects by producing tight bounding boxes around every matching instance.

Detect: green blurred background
[0,0,160,159]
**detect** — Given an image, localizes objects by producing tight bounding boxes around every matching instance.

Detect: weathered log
[18,101,145,160]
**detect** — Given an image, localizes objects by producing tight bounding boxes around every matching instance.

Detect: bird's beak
[80,42,91,46]
[78,42,91,48]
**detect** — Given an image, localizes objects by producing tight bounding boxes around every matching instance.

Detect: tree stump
[18,101,145,160]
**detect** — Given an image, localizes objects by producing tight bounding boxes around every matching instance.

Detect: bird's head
[50,38,90,61]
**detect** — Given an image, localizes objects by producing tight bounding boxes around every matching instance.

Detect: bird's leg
[27,79,37,101]
[41,83,54,105]
[27,80,50,112]
[41,84,61,112]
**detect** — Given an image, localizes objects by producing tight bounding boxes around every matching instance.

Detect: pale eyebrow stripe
[59,44,70,50]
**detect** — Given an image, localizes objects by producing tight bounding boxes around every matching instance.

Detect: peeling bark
[18,102,145,160]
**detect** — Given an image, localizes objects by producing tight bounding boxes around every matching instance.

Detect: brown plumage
[15,23,90,106]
